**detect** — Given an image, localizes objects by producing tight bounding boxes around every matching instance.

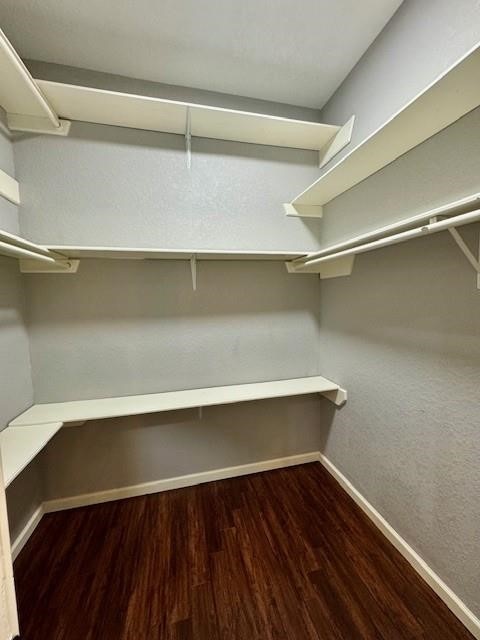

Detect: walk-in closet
[0,1,479,638]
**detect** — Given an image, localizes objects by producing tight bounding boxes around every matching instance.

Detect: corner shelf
[9,376,346,428]
[3,376,345,486]
[290,43,480,206]
[0,422,62,487]
[36,80,341,151]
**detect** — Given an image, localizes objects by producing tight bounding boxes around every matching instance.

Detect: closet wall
[315,0,480,617]
[10,121,326,503]
[319,0,480,173]
[318,107,480,618]
[0,109,41,547]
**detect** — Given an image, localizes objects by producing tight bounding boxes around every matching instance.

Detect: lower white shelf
[4,376,346,486]
[0,422,63,487]
[10,376,346,427]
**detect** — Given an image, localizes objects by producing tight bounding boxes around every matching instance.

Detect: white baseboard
[43,451,320,513]
[10,450,479,638]
[11,504,44,562]
[317,453,480,639]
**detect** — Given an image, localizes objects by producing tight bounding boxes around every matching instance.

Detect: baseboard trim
[10,451,479,638]
[42,452,320,513]
[11,504,44,562]
[317,453,480,639]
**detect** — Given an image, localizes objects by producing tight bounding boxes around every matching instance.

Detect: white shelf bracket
[7,114,71,137]
[190,254,197,291]
[283,203,323,218]
[318,115,355,169]
[447,227,480,289]
[19,258,80,274]
[198,407,203,420]
[286,255,355,279]
[320,387,347,406]
[185,107,192,170]
[0,168,20,205]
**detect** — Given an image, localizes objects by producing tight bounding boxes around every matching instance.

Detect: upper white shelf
[10,376,346,427]
[46,245,305,261]
[36,80,341,151]
[291,43,480,206]
[0,422,62,487]
[0,28,66,135]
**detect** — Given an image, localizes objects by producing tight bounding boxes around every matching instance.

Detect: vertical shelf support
[185,107,192,169]
[190,255,197,291]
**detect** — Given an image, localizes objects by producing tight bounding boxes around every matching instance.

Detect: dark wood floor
[14,462,473,640]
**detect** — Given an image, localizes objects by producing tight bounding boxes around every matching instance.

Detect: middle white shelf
[44,246,306,261]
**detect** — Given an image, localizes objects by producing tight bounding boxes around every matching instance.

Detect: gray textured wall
[41,397,322,500]
[25,259,322,401]
[319,0,480,174]
[0,124,33,429]
[25,258,324,500]
[0,258,33,430]
[318,109,480,616]
[15,121,322,251]
[0,126,40,546]
[0,110,19,235]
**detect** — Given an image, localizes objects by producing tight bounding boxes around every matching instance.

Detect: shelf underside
[0,422,62,487]
[46,246,306,261]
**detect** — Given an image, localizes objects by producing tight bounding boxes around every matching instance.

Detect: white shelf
[0,28,66,135]
[10,376,346,427]
[46,245,306,261]
[0,423,62,487]
[36,80,341,151]
[291,43,480,206]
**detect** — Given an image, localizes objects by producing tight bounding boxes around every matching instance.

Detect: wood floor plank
[13,462,475,640]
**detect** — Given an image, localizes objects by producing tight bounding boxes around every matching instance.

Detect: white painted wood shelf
[290,43,480,206]
[0,27,68,136]
[45,246,306,261]
[0,423,62,487]
[10,376,346,428]
[36,80,341,151]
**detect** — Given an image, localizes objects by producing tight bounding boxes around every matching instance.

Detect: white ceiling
[0,0,402,109]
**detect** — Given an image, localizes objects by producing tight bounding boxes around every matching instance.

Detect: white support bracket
[190,254,197,290]
[19,258,80,273]
[447,227,480,289]
[0,167,20,205]
[319,115,355,169]
[185,107,192,169]
[283,203,323,218]
[7,114,71,137]
[286,255,355,280]
[198,407,203,420]
[320,386,347,406]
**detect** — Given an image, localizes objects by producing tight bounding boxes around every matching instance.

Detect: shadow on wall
[38,395,324,501]
[25,260,321,321]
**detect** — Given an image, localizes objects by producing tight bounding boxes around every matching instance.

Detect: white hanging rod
[0,227,67,264]
[0,228,53,257]
[292,193,480,267]
[294,209,480,271]
[0,240,58,263]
